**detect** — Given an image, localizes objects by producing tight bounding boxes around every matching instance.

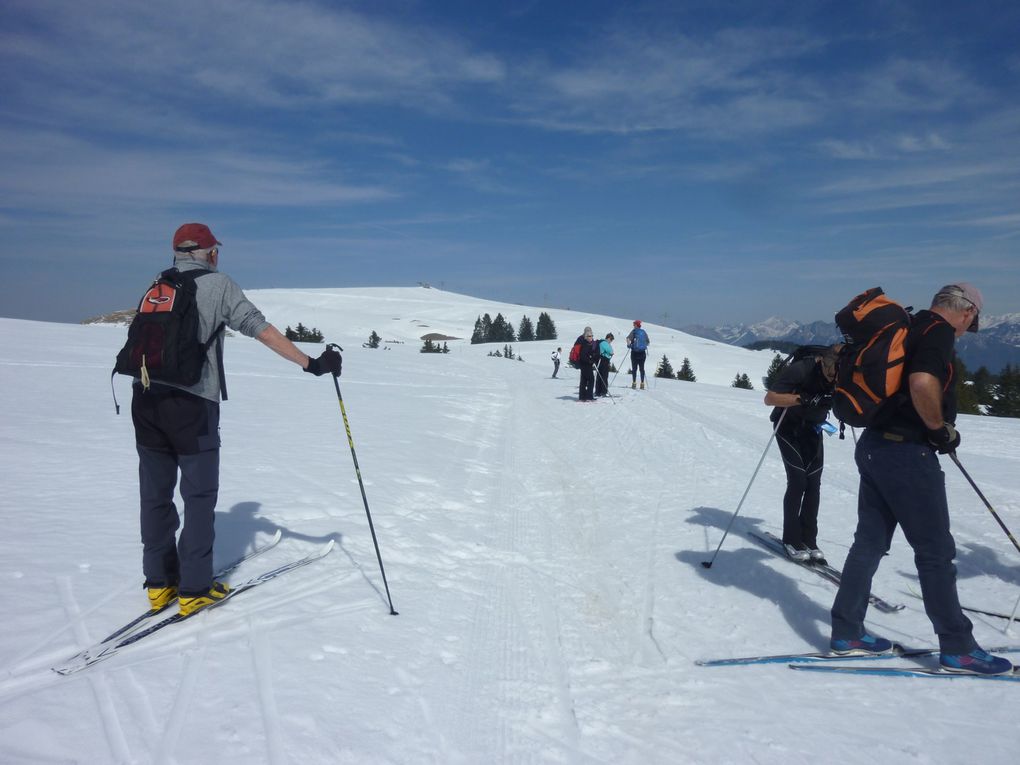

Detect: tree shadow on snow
[214,501,342,570]
[675,505,831,648]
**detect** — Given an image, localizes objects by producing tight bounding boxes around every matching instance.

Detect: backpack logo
[831,287,912,428]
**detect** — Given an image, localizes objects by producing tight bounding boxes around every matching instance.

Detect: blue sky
[1,0,1018,326]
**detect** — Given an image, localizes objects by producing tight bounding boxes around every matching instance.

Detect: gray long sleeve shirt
[154,256,271,402]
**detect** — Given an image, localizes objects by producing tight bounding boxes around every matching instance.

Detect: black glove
[926,423,960,454]
[800,393,832,409]
[304,348,342,377]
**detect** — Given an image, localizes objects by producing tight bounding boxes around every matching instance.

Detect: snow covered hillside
[1,287,1019,764]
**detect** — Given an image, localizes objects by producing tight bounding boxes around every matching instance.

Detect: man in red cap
[133,223,341,617]
[830,283,1011,674]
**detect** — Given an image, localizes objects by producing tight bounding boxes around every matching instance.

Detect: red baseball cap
[173,223,222,252]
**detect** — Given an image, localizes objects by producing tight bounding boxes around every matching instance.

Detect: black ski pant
[831,430,976,654]
[579,364,595,400]
[595,358,611,396]
[631,350,647,383]
[132,384,221,596]
[552,360,560,378]
[775,420,823,548]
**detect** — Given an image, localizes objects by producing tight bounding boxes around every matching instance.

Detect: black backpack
[112,268,225,409]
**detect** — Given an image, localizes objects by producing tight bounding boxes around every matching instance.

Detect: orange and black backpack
[831,287,912,431]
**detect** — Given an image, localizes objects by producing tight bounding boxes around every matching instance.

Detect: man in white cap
[830,283,1011,674]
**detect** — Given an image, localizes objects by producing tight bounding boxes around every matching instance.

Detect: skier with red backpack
[828,284,1011,674]
[118,223,341,618]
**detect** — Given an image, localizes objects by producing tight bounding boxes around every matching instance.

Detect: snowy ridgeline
[1,287,1019,764]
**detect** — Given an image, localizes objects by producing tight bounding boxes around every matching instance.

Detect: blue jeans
[831,430,976,654]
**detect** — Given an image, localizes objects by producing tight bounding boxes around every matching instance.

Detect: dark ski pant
[631,350,647,383]
[132,384,221,596]
[552,360,560,378]
[595,358,611,396]
[831,430,976,654]
[775,421,823,548]
[579,364,595,400]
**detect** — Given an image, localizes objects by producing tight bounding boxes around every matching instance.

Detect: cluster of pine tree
[471,312,557,344]
[957,360,1020,418]
[487,345,524,361]
[420,340,450,354]
[654,354,697,381]
[731,373,754,390]
[284,323,324,343]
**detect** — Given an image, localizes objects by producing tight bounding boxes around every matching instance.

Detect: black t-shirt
[769,358,834,425]
[882,310,956,436]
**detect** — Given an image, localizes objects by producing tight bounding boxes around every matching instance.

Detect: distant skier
[626,320,650,389]
[595,333,614,397]
[128,223,341,617]
[551,347,561,378]
[575,327,599,401]
[762,345,840,563]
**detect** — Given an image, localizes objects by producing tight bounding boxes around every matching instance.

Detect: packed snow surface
[1,287,1019,764]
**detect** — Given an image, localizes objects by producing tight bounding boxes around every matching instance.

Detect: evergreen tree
[471,316,486,344]
[481,314,494,343]
[655,354,674,379]
[285,325,296,340]
[954,355,980,415]
[367,331,381,349]
[491,313,515,342]
[987,364,1020,418]
[518,316,535,342]
[421,339,435,353]
[763,353,785,390]
[677,357,696,382]
[732,372,754,390]
[536,312,558,340]
[442,342,450,354]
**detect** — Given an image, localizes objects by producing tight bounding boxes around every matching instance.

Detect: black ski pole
[949,452,1020,558]
[326,344,398,615]
[702,408,788,569]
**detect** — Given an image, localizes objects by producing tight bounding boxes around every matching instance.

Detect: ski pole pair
[325,344,398,615]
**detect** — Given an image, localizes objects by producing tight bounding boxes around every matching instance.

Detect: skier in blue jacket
[626,320,650,389]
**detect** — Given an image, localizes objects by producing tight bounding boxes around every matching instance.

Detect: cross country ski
[747,530,905,613]
[53,539,332,675]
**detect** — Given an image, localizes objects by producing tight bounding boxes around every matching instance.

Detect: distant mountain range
[681,313,1020,373]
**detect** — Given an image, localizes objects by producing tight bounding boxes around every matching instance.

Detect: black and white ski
[789,663,1020,681]
[55,531,283,670]
[53,538,331,675]
[747,530,905,613]
[697,644,1020,667]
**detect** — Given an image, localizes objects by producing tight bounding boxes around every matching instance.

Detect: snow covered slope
[1,287,1019,764]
